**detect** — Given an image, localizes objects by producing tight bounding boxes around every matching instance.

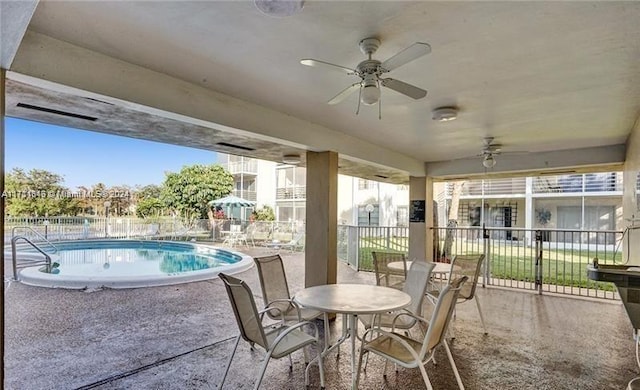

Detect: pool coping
[12,241,254,290]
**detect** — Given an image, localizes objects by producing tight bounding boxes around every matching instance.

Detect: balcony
[446,177,527,197]
[276,186,306,200]
[231,190,257,202]
[533,172,622,194]
[224,160,258,175]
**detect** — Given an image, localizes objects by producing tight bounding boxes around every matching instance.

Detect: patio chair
[372,251,407,290]
[263,232,305,252]
[218,273,325,390]
[355,276,468,390]
[253,254,323,323]
[426,254,487,335]
[359,260,436,332]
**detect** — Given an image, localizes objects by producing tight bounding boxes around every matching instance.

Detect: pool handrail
[11,236,53,279]
[12,226,59,254]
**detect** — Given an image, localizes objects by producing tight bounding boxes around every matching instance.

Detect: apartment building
[220,154,623,235]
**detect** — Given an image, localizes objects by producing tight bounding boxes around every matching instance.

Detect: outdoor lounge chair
[426,254,488,336]
[218,273,325,390]
[372,251,407,290]
[355,276,468,390]
[263,232,305,252]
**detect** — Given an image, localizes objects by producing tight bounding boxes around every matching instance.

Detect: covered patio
[4,247,636,389]
[2,1,640,389]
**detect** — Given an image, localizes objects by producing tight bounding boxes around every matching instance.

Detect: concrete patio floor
[4,246,638,389]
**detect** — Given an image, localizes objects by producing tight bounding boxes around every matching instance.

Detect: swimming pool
[15,240,253,289]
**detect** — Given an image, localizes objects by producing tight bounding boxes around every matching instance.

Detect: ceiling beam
[0,1,38,69]
[425,144,626,180]
[9,30,426,177]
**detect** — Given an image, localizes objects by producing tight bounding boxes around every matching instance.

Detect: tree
[442,181,465,261]
[136,184,163,200]
[136,197,165,218]
[251,205,275,221]
[4,168,79,217]
[160,164,234,224]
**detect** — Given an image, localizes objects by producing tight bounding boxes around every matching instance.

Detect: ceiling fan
[479,137,502,168]
[300,37,430,117]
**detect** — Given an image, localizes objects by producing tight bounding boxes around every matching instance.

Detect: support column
[409,176,434,261]
[1,68,6,387]
[525,177,533,246]
[305,151,338,287]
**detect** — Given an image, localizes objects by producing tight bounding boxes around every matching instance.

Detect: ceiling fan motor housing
[359,37,381,56]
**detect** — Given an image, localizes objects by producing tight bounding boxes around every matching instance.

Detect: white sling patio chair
[426,254,488,336]
[218,273,325,390]
[253,254,323,323]
[359,260,436,332]
[355,276,468,390]
[372,251,408,290]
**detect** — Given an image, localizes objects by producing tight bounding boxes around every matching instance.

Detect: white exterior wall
[256,159,276,209]
[624,117,640,264]
[337,174,355,225]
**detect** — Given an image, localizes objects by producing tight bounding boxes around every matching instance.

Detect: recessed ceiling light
[255,0,304,17]
[282,153,301,164]
[432,107,458,122]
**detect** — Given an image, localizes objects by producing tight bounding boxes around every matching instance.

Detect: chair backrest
[450,254,485,300]
[372,251,407,287]
[404,261,436,316]
[219,273,268,349]
[253,254,292,318]
[422,276,468,353]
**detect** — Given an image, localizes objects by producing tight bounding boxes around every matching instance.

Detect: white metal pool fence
[338,225,624,299]
[4,217,303,244]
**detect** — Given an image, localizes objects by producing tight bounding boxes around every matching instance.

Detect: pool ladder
[10,226,58,280]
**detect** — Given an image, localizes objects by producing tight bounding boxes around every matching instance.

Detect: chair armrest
[263,298,303,321]
[270,320,319,350]
[390,311,429,332]
[361,327,423,363]
[258,303,286,324]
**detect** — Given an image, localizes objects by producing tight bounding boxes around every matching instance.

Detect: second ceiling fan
[301,37,430,116]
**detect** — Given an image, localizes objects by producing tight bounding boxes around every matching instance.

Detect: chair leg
[288,353,293,371]
[220,336,240,389]
[475,296,488,335]
[355,347,367,389]
[254,350,274,390]
[443,340,465,390]
[418,361,434,390]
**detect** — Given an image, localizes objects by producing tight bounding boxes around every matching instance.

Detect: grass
[349,237,620,292]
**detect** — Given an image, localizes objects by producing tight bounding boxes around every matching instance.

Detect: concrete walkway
[4,246,637,389]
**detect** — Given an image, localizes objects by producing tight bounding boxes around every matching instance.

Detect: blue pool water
[16,240,253,289]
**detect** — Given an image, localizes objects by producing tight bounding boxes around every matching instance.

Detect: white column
[408,176,433,261]
[525,177,533,246]
[1,68,6,386]
[305,151,338,287]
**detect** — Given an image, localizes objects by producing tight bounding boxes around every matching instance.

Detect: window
[397,206,409,227]
[358,179,378,190]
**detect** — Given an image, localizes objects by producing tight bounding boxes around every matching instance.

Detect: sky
[5,117,218,190]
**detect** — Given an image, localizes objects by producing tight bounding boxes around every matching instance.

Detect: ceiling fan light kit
[483,154,497,168]
[432,107,458,122]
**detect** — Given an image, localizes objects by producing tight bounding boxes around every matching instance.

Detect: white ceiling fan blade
[381,78,427,100]
[328,83,361,105]
[380,42,431,72]
[300,59,356,75]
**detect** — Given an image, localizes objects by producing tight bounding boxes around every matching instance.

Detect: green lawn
[350,237,619,292]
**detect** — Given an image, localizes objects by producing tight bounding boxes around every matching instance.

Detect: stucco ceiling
[4,1,640,181]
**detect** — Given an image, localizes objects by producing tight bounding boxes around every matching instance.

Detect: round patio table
[294,284,411,388]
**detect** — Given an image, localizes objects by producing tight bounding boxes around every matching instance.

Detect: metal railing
[337,224,623,300]
[276,187,306,200]
[12,226,58,254]
[11,236,53,279]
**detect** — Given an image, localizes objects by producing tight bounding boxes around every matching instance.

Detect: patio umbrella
[208,195,256,220]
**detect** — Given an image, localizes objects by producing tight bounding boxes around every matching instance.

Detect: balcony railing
[276,186,306,200]
[446,178,527,197]
[533,173,622,193]
[231,190,257,201]
[224,160,258,175]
